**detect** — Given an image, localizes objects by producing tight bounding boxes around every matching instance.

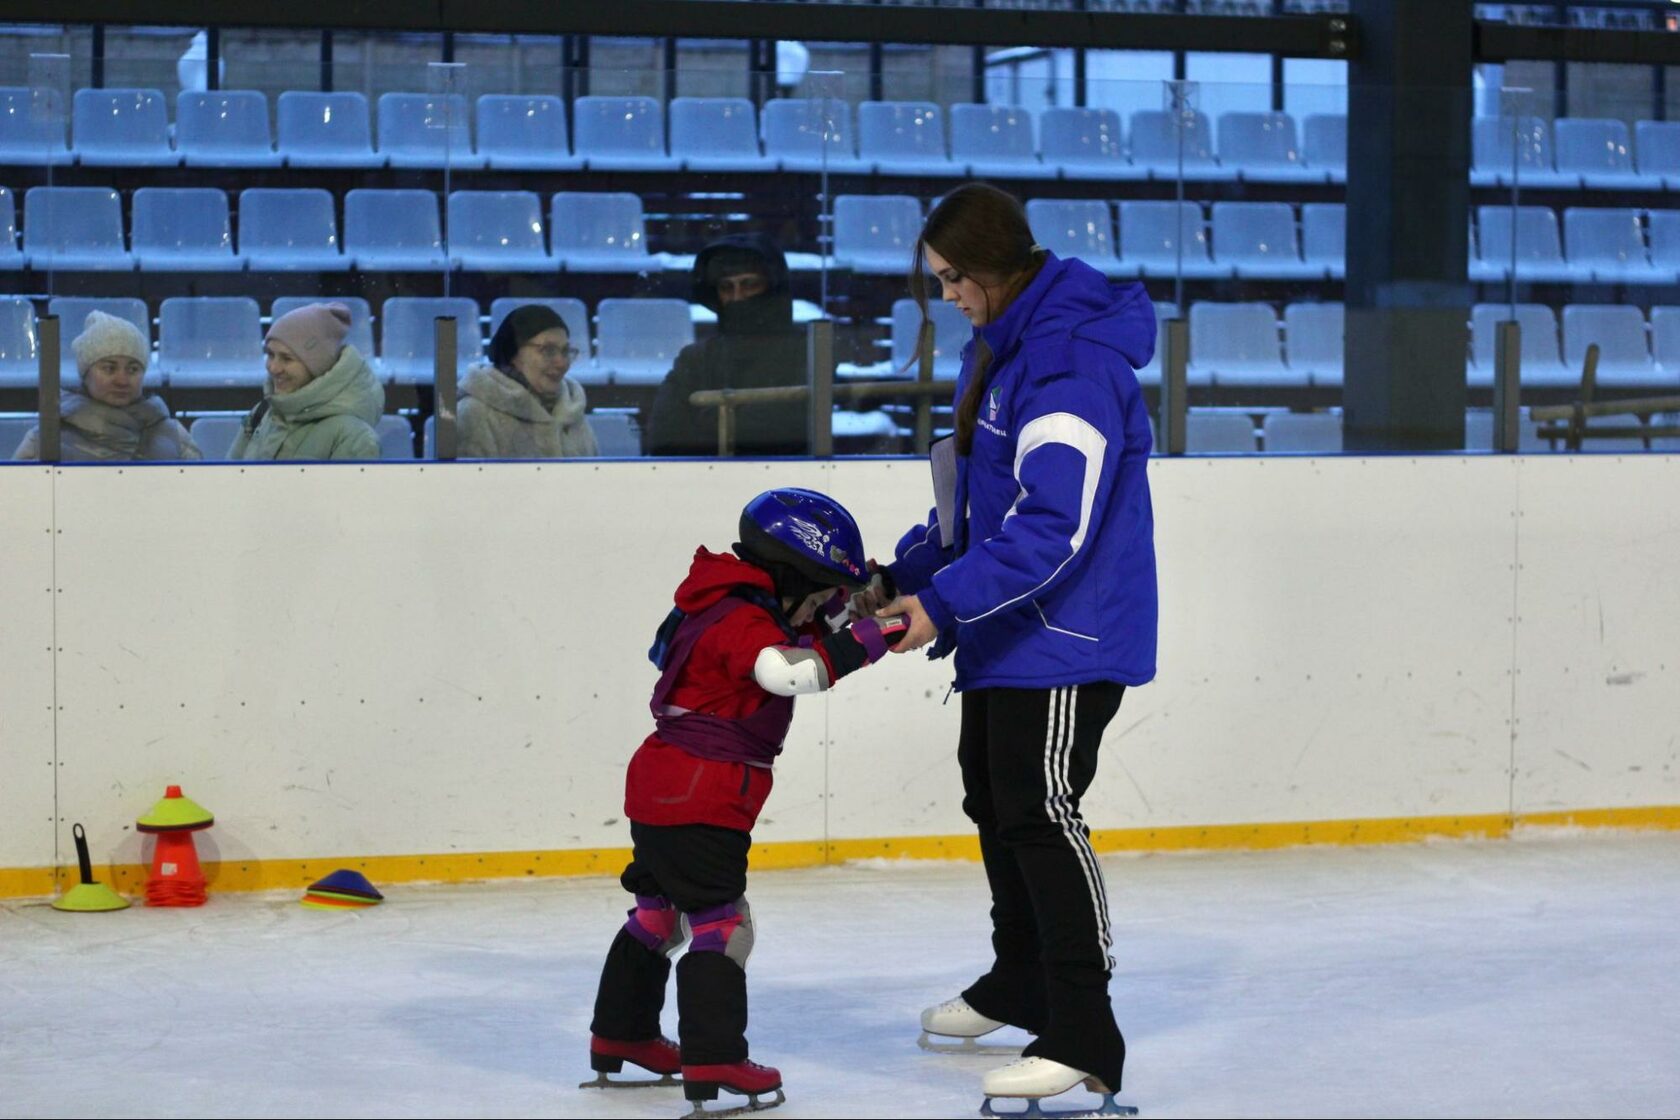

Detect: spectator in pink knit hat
[231,302,384,461]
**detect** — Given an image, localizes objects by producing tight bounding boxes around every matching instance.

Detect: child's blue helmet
[738,488,869,591]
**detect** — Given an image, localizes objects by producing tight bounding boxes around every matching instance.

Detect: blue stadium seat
[270,296,375,363]
[73,88,175,166]
[832,195,922,275]
[375,414,415,460]
[1301,203,1345,279]
[157,296,264,388]
[1134,299,1177,389]
[1469,303,1573,389]
[47,297,152,382]
[1127,109,1233,180]
[1211,202,1320,280]
[0,86,71,165]
[1217,111,1319,183]
[344,189,446,271]
[573,96,679,171]
[858,101,953,176]
[0,186,22,269]
[1026,198,1125,277]
[1185,410,1257,453]
[377,93,485,169]
[1302,114,1346,182]
[586,410,642,457]
[447,191,554,272]
[277,91,380,168]
[1471,116,1577,189]
[761,98,867,174]
[950,104,1055,180]
[1635,120,1680,187]
[1472,206,1579,284]
[1039,107,1135,180]
[1563,207,1668,284]
[1647,210,1680,274]
[891,298,970,380]
[1648,306,1680,386]
[238,189,347,271]
[187,414,243,460]
[176,90,280,167]
[1262,411,1342,453]
[1189,302,1291,387]
[0,297,37,389]
[1562,304,1655,388]
[670,97,772,172]
[1283,302,1343,388]
[550,192,652,273]
[1553,118,1656,190]
[132,187,242,272]
[1117,201,1227,279]
[23,187,132,271]
[379,297,482,385]
[489,298,590,359]
[476,95,580,171]
[593,299,694,386]
[0,412,38,457]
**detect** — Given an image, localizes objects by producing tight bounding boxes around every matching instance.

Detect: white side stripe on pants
[1041,685,1114,967]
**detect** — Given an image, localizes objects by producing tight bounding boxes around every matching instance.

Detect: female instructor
[875,183,1158,1107]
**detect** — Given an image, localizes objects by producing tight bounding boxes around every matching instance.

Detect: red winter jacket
[624,548,792,831]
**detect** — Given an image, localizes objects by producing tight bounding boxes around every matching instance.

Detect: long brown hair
[909,183,1043,455]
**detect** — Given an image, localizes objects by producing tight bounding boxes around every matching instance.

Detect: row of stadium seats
[5,292,1676,393]
[12,183,1680,283]
[8,87,1680,189]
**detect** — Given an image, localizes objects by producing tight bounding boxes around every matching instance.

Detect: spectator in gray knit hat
[230,301,383,461]
[12,310,200,462]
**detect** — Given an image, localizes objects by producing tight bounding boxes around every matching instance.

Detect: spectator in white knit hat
[12,310,200,462]
[230,301,383,461]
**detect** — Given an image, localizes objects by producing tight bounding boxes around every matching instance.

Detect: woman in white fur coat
[458,305,597,459]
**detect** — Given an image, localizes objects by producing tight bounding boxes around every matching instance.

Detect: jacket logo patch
[986,385,1002,422]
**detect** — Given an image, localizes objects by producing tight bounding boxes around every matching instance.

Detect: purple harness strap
[650,596,794,767]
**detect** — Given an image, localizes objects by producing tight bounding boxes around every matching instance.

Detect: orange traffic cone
[145,830,206,907]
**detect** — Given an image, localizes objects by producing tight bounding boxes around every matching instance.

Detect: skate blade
[682,1087,785,1117]
[918,1030,1023,1055]
[579,1071,681,1089]
[980,1092,1138,1118]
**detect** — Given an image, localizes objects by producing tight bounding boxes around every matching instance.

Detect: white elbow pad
[753,646,832,696]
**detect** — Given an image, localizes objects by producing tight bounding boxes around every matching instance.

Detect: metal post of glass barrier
[1493,319,1521,453]
[915,319,935,454]
[434,317,458,461]
[1160,317,1188,456]
[807,318,835,458]
[37,315,60,463]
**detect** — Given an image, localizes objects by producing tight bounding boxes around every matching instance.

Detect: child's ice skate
[918,997,1022,1054]
[979,1057,1137,1118]
[680,1058,785,1117]
[579,1034,682,1089]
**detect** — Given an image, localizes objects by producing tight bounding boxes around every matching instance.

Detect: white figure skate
[917,997,1020,1055]
[979,1056,1137,1118]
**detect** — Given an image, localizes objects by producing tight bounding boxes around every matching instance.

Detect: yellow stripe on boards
[4,804,1677,901]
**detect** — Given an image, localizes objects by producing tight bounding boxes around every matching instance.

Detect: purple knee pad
[624,893,682,955]
[686,897,755,968]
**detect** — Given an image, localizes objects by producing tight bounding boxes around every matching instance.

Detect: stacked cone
[137,785,213,907]
[300,869,383,911]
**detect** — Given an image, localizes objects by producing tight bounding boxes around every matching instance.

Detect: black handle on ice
[73,822,94,885]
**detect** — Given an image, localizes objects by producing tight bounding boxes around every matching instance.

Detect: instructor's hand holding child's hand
[881,595,936,653]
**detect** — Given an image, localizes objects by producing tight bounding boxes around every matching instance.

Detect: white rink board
[1511,454,1680,813]
[0,454,1674,876]
[0,468,56,871]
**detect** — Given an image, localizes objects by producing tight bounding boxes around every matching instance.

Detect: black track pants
[956,683,1128,1091]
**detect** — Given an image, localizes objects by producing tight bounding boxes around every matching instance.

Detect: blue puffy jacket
[887,252,1158,691]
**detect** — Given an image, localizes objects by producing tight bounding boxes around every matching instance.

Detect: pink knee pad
[686,897,755,968]
[625,894,683,956]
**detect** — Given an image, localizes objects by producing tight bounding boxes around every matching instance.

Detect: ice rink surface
[3,830,1678,1119]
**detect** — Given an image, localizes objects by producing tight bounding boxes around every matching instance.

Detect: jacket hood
[978,252,1156,373]
[462,363,587,427]
[267,343,384,427]
[691,233,791,312]
[674,547,777,613]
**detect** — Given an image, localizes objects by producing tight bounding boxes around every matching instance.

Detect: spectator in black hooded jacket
[644,234,810,456]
